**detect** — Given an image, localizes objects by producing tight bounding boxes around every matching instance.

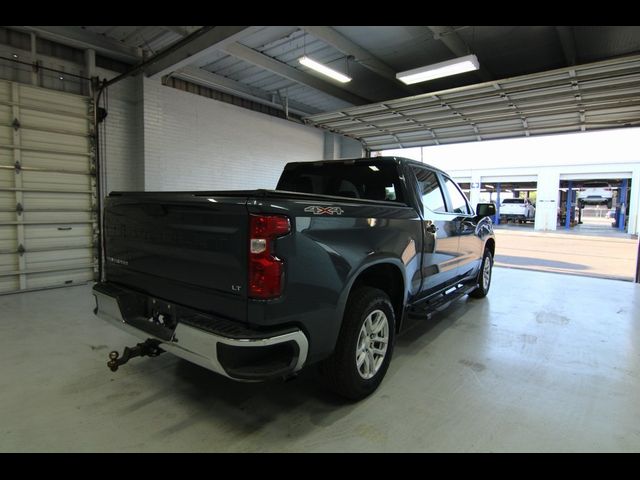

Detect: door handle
[426,224,438,234]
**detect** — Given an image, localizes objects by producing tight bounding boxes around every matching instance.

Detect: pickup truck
[499,198,536,223]
[93,157,496,400]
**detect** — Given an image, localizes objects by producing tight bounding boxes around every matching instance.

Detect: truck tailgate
[103,193,248,321]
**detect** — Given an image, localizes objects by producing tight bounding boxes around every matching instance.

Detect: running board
[407,282,478,318]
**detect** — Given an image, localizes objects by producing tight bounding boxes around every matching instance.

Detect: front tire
[469,248,493,299]
[320,287,395,401]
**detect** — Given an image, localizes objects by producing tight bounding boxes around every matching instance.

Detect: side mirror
[476,203,496,218]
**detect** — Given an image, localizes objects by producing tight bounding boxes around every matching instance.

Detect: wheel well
[350,263,405,332]
[485,238,495,257]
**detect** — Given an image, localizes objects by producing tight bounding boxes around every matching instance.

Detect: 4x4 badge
[304,206,344,215]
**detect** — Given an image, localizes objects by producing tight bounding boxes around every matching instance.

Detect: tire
[320,287,396,401]
[469,248,493,299]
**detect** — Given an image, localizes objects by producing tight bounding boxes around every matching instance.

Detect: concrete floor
[494,229,638,281]
[1,268,640,452]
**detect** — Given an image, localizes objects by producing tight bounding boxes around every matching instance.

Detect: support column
[323,132,339,160]
[628,168,639,235]
[618,178,628,232]
[469,173,481,210]
[494,182,501,225]
[534,170,560,231]
[565,180,573,229]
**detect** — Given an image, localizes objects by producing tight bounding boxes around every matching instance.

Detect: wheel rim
[356,309,389,380]
[482,256,492,290]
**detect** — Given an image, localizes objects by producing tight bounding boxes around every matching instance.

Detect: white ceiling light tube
[396,54,480,85]
[299,56,352,83]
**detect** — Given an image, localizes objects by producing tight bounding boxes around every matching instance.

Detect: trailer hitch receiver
[107,339,164,372]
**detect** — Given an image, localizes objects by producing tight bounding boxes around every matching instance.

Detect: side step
[407,282,478,318]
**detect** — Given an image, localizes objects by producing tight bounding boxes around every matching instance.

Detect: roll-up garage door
[0,79,97,294]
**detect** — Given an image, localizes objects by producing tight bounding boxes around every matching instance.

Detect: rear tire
[469,248,493,299]
[320,287,395,401]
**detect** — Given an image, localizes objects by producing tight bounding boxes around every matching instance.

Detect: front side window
[442,176,471,214]
[411,167,446,213]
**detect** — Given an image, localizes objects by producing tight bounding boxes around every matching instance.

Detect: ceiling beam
[144,26,258,79]
[11,26,142,63]
[300,25,421,96]
[556,26,577,66]
[174,66,320,116]
[223,42,371,106]
[426,26,493,82]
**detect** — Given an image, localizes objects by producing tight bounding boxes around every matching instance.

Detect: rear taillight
[248,214,291,299]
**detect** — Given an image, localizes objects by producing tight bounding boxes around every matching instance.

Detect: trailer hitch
[107,339,164,372]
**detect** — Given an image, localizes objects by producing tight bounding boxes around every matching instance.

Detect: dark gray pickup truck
[93,156,496,400]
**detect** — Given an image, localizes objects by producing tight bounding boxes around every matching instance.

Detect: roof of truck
[284,156,450,177]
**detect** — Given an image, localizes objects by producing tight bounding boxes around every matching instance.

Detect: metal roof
[303,54,640,150]
[9,26,640,146]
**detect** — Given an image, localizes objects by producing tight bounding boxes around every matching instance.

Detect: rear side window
[411,167,446,213]
[442,176,470,214]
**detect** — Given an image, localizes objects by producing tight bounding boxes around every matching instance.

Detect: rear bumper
[92,283,309,381]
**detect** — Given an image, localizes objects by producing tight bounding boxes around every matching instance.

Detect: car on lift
[499,198,536,223]
[577,181,613,209]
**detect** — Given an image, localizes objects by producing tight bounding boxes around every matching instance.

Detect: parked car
[578,181,613,208]
[499,198,535,223]
[93,157,496,400]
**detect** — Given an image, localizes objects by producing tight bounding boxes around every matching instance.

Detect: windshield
[277,160,404,203]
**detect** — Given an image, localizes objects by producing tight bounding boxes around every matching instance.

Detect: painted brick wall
[97,69,144,194]
[142,77,326,191]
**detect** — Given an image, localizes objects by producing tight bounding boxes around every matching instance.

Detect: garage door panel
[22,171,92,191]
[23,191,93,210]
[0,104,10,123]
[0,124,11,145]
[0,276,19,294]
[0,78,96,294]
[0,225,17,242]
[19,85,88,117]
[20,109,90,137]
[25,224,92,250]
[21,129,89,155]
[26,269,94,290]
[22,211,93,224]
[0,190,12,208]
[22,150,91,173]
[26,248,93,270]
[0,148,11,167]
[0,252,18,270]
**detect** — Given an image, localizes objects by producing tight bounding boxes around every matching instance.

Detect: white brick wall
[143,77,326,191]
[97,69,144,194]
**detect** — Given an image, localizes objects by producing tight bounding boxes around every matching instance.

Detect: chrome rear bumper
[93,285,309,381]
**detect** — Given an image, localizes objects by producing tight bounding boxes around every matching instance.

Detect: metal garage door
[0,79,97,294]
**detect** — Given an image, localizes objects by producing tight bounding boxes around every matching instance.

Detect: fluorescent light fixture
[299,56,351,83]
[369,165,380,172]
[396,54,480,85]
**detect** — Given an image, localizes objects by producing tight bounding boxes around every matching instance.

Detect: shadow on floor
[495,254,589,270]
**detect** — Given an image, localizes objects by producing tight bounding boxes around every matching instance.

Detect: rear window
[276,161,404,203]
[502,198,525,204]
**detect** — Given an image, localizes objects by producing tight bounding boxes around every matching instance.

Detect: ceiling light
[299,56,351,83]
[369,165,379,172]
[396,54,480,85]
